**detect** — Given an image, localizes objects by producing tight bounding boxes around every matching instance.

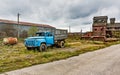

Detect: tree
[28,26,38,36]
[20,30,28,38]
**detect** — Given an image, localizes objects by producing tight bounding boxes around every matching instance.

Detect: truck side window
[41,33,45,36]
[47,33,52,36]
[49,33,52,36]
[36,32,45,36]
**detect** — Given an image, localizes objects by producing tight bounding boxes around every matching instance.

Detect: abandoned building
[82,16,120,41]
[0,19,55,38]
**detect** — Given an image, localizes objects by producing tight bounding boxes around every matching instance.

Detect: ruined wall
[92,16,108,37]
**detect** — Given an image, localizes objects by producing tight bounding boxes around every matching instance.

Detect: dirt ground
[1,44,120,75]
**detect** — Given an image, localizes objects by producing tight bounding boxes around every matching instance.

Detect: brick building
[82,16,120,41]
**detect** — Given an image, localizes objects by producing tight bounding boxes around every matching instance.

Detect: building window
[101,28,103,31]
[94,29,97,31]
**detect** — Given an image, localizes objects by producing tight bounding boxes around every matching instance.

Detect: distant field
[0,38,120,73]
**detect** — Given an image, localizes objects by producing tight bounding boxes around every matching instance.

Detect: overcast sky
[0,0,120,32]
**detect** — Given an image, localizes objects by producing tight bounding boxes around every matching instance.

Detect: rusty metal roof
[0,19,55,28]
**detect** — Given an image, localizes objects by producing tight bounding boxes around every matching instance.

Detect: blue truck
[24,29,68,51]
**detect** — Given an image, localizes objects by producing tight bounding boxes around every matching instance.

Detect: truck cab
[25,32,54,51]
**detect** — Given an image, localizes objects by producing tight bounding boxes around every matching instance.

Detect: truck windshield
[36,32,45,36]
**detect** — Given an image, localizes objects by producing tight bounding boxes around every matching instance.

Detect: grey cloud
[67,1,98,19]
[0,0,33,17]
[0,0,120,32]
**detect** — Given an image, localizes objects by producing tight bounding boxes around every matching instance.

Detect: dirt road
[1,44,120,75]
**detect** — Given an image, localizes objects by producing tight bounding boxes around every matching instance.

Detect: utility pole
[80,29,82,38]
[69,25,71,33]
[17,13,20,24]
[17,13,20,38]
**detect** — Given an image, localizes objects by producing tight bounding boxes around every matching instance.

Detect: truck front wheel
[27,47,32,50]
[38,43,47,52]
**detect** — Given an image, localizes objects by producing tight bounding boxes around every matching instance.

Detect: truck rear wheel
[60,41,65,48]
[39,43,47,52]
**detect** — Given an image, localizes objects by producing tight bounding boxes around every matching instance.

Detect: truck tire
[27,47,32,50]
[60,41,65,48]
[39,43,47,52]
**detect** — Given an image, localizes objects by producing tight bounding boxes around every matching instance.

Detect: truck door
[45,33,54,45]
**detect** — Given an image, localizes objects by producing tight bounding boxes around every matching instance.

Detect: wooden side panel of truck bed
[54,29,68,41]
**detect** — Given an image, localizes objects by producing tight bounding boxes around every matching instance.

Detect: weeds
[0,39,120,73]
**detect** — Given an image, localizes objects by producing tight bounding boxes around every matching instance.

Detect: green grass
[0,39,120,73]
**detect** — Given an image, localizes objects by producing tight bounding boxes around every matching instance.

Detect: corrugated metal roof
[0,19,55,28]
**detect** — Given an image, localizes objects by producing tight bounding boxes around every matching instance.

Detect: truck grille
[26,40,35,47]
